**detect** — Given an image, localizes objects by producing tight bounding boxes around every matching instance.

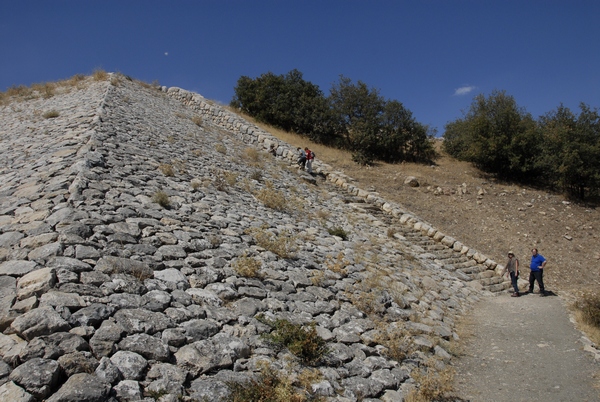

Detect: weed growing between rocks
[191,115,203,126]
[215,142,227,154]
[225,364,324,402]
[374,325,412,362]
[242,147,263,168]
[245,227,298,259]
[327,226,348,240]
[250,169,263,182]
[405,360,458,402]
[254,181,288,211]
[159,163,175,177]
[152,190,170,208]
[258,316,329,366]
[232,253,263,278]
[213,170,238,192]
[323,252,348,277]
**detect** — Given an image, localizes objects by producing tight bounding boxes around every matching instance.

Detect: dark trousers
[510,271,519,293]
[529,270,545,293]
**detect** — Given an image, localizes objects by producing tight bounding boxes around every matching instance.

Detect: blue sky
[1,1,598,135]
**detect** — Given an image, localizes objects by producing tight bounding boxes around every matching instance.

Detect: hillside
[320,147,600,300]
[265,128,599,302]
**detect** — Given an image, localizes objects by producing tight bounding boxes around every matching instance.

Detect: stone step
[435,256,469,265]
[485,282,512,292]
[473,270,496,280]
[458,264,488,275]
[450,260,478,269]
[480,276,505,286]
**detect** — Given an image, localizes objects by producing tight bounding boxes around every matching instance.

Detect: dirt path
[453,292,599,402]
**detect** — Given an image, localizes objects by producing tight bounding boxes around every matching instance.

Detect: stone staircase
[361,209,512,294]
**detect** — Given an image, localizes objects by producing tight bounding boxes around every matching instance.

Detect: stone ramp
[0,75,509,400]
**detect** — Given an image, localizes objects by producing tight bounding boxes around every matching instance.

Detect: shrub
[327,226,348,240]
[158,164,174,177]
[152,190,170,208]
[43,110,60,119]
[232,254,262,278]
[258,317,329,365]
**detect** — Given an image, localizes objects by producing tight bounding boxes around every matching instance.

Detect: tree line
[443,90,600,200]
[230,69,436,165]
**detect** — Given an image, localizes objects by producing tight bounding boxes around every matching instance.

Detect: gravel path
[453,292,599,402]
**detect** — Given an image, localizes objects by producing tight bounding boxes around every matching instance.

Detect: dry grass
[225,364,324,402]
[374,324,412,362]
[232,253,262,278]
[158,163,175,177]
[152,190,170,208]
[191,115,203,127]
[241,147,263,168]
[0,73,95,106]
[213,169,238,192]
[93,68,109,81]
[573,293,600,345]
[245,227,298,259]
[406,362,456,402]
[254,181,288,211]
[324,252,349,277]
[215,143,227,154]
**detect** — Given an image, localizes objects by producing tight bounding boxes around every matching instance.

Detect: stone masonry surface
[0,75,508,401]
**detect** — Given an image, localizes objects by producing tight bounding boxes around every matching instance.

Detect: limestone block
[16,268,56,300]
[440,236,456,248]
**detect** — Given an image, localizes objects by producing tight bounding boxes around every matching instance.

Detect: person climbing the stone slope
[297,147,306,170]
[305,147,314,174]
[501,251,520,297]
[529,248,547,296]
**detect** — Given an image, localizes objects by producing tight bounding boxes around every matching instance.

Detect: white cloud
[164,52,169,56]
[454,86,476,96]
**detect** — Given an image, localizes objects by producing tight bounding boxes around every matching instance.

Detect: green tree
[328,76,435,164]
[230,69,332,142]
[443,90,540,181]
[539,104,600,199]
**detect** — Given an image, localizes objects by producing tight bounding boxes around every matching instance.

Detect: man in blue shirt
[529,248,547,296]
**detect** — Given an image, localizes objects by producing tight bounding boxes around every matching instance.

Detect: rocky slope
[0,75,507,401]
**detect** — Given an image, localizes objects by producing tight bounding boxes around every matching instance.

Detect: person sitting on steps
[297,147,306,170]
